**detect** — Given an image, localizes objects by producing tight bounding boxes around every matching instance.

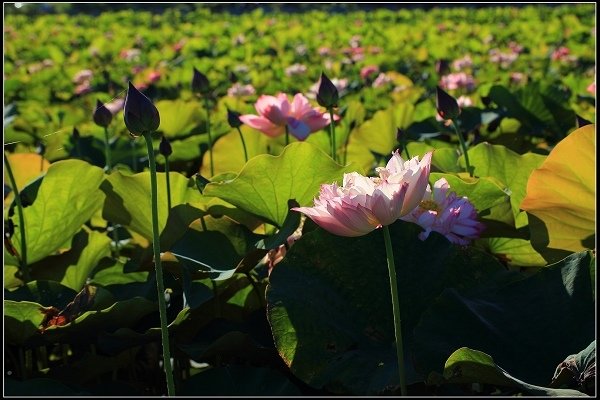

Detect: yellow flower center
[420,199,440,212]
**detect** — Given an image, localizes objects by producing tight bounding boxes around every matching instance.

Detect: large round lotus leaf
[203,142,354,227]
[6,159,105,265]
[521,125,595,259]
[412,251,595,387]
[267,221,506,395]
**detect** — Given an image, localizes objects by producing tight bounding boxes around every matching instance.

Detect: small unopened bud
[72,127,80,141]
[194,173,210,194]
[159,135,172,157]
[316,72,339,108]
[396,127,406,143]
[227,108,243,129]
[435,59,450,76]
[123,81,160,138]
[192,67,210,95]
[436,86,460,121]
[575,114,591,128]
[93,99,113,128]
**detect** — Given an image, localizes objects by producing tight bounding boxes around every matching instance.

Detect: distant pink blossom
[293,151,433,237]
[551,46,570,61]
[401,177,485,245]
[173,40,185,52]
[360,65,379,81]
[105,98,125,115]
[72,69,93,85]
[587,81,596,96]
[439,72,475,91]
[456,95,473,108]
[508,41,524,54]
[510,72,526,85]
[372,72,392,88]
[452,55,473,71]
[368,46,383,55]
[147,70,161,84]
[318,46,332,56]
[295,44,308,56]
[227,82,256,97]
[349,35,362,48]
[489,49,518,68]
[285,63,307,77]
[119,48,141,62]
[74,82,92,96]
[239,93,338,140]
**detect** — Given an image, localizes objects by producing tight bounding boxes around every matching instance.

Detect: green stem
[245,272,266,309]
[328,108,337,162]
[236,126,248,163]
[75,140,81,160]
[143,133,176,397]
[383,225,407,396]
[4,152,30,282]
[284,124,290,146]
[203,97,214,177]
[111,224,120,259]
[165,155,172,211]
[451,120,472,177]
[103,127,112,172]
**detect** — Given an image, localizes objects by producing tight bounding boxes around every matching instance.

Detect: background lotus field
[3,3,596,397]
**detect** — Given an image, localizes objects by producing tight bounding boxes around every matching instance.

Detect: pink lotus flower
[239,93,338,140]
[292,151,433,237]
[439,72,475,91]
[401,177,485,245]
[452,55,473,71]
[509,72,526,85]
[147,70,161,84]
[318,46,332,56]
[586,81,595,96]
[227,83,257,97]
[284,63,307,77]
[372,72,392,88]
[105,98,125,115]
[73,69,93,85]
[360,65,379,81]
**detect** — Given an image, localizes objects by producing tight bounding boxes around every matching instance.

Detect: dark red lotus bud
[436,86,460,121]
[316,72,339,108]
[123,81,160,138]
[227,108,243,129]
[159,135,172,157]
[93,99,113,128]
[192,67,210,95]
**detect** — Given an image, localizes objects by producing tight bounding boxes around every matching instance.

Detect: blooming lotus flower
[239,93,337,140]
[292,151,433,237]
[401,177,485,245]
[372,72,392,88]
[73,69,93,85]
[452,55,473,71]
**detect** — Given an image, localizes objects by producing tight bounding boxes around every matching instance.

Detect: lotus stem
[3,152,30,283]
[236,126,249,163]
[328,107,337,162]
[383,225,407,396]
[142,132,176,396]
[451,120,472,177]
[203,97,214,176]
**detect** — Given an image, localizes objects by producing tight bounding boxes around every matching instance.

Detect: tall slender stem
[4,152,30,282]
[203,97,214,176]
[236,126,248,163]
[284,125,290,146]
[383,225,407,396]
[328,108,337,162]
[451,120,472,177]
[143,133,176,396]
[165,155,172,211]
[103,127,112,172]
